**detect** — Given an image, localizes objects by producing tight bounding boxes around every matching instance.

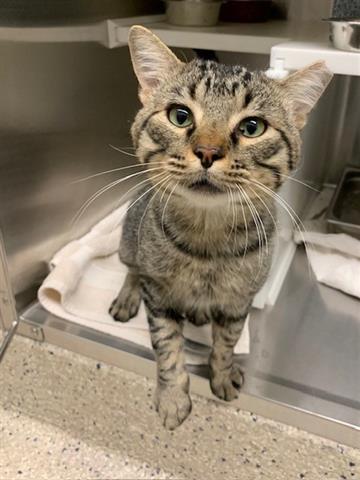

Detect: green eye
[239,117,266,138]
[168,106,193,128]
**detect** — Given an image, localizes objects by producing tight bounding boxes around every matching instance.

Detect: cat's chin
[176,182,228,207]
[188,178,223,195]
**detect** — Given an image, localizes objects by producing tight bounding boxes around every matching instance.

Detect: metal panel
[0,39,142,305]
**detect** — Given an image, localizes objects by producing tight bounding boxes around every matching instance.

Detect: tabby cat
[110,26,332,429]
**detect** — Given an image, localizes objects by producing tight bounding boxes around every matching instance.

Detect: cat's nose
[193,145,224,169]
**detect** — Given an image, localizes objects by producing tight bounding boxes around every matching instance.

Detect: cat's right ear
[128,25,183,103]
[279,61,333,129]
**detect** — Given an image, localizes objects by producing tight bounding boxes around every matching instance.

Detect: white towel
[38,202,250,365]
[294,187,360,299]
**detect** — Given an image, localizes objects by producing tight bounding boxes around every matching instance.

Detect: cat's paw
[155,387,192,430]
[230,363,244,389]
[210,364,244,401]
[109,288,141,322]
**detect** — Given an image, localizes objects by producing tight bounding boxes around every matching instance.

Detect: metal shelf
[1,15,359,76]
[269,41,360,77]
[109,16,301,53]
[110,15,360,76]
[0,21,110,46]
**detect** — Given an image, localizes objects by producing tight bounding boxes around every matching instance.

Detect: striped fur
[109,26,333,429]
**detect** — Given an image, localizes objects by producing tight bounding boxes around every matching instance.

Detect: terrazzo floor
[0,335,359,479]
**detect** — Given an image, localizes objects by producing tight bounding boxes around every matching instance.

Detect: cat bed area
[16,186,360,447]
[36,201,250,365]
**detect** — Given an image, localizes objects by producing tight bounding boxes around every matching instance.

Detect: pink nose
[193,145,224,169]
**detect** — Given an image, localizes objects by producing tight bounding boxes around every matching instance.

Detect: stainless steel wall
[323,76,360,183]
[0,40,142,299]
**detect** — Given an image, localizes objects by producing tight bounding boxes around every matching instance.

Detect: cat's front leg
[209,313,247,401]
[146,308,191,430]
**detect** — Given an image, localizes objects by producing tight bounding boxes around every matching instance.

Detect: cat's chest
[168,257,258,320]
[173,261,218,295]
[143,249,257,307]
[137,213,271,309]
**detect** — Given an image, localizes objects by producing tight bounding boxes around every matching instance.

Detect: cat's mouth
[188,178,223,194]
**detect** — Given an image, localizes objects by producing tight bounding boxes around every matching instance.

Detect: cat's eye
[239,117,266,138]
[168,106,193,128]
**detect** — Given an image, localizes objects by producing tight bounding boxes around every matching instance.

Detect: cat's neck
[156,191,275,252]
[166,193,272,231]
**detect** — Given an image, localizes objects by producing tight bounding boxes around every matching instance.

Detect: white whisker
[249,178,315,280]
[159,178,173,204]
[240,186,268,278]
[247,184,279,242]
[71,167,164,227]
[179,49,189,62]
[227,187,237,254]
[237,184,263,270]
[70,162,165,184]
[279,174,320,192]
[161,181,179,238]
[251,179,307,242]
[137,174,171,249]
[115,145,136,150]
[225,187,232,239]
[235,186,249,262]
[103,173,171,253]
[109,144,138,157]
[121,174,170,225]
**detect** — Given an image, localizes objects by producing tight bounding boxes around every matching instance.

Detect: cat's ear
[280,61,333,129]
[128,25,183,103]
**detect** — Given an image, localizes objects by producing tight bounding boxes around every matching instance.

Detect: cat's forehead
[167,60,261,112]
[188,60,252,88]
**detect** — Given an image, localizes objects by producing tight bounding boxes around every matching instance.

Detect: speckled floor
[0,335,359,480]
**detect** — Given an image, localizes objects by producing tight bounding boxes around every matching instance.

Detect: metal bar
[0,230,20,362]
[0,319,19,362]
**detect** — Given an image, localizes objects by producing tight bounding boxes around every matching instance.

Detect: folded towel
[38,202,250,365]
[294,187,360,298]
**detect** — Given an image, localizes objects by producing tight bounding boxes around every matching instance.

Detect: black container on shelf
[220,0,272,23]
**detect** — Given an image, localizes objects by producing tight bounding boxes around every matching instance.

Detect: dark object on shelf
[220,0,272,23]
[193,49,219,61]
[0,0,163,26]
[327,167,360,239]
[332,0,360,19]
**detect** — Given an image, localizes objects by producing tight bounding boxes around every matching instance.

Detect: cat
[109,25,333,430]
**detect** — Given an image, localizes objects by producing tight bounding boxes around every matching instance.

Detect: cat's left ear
[128,25,183,103]
[280,61,333,129]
